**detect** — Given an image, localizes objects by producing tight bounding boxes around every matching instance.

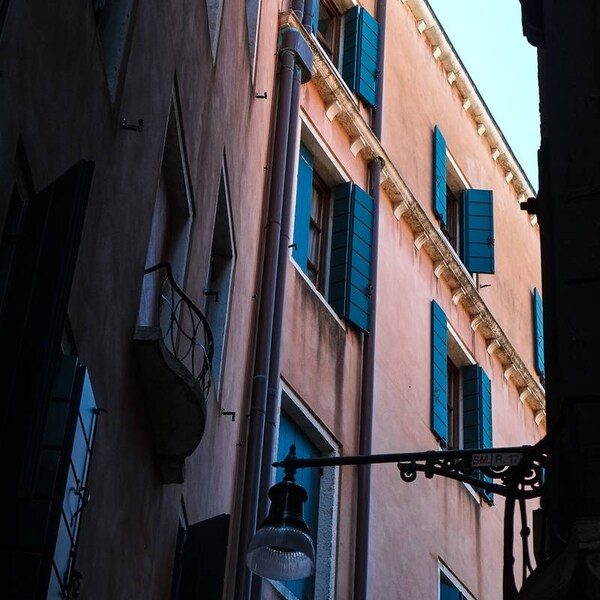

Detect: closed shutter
[342,6,379,107]
[433,126,447,226]
[47,360,99,598]
[431,300,448,445]
[329,183,374,332]
[463,364,493,503]
[278,412,320,599]
[292,144,314,273]
[533,288,545,380]
[462,189,495,274]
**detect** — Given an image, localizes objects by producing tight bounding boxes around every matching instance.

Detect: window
[138,92,193,330]
[270,389,338,600]
[204,167,235,393]
[433,126,495,274]
[431,301,493,502]
[47,356,99,599]
[246,0,262,72]
[533,288,545,383]
[447,357,460,449]
[94,0,136,97]
[341,5,379,108]
[292,142,374,332]
[205,0,224,60]
[439,568,475,600]
[307,172,330,288]
[313,0,341,62]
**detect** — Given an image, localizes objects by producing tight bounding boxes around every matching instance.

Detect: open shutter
[533,288,545,380]
[433,126,447,226]
[462,189,495,274]
[47,359,99,598]
[463,365,493,503]
[329,183,373,332]
[277,412,319,600]
[178,514,230,600]
[312,0,319,34]
[292,144,313,272]
[342,6,379,107]
[431,300,448,445]
[0,160,93,598]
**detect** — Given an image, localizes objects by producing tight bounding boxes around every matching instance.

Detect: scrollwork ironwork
[144,262,214,397]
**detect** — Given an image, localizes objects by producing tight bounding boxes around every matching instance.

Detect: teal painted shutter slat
[278,412,319,599]
[356,8,379,107]
[329,182,352,320]
[292,144,314,273]
[441,578,461,600]
[533,288,545,379]
[342,6,360,94]
[462,365,493,503]
[342,7,379,108]
[431,300,448,444]
[328,183,373,331]
[462,189,495,273]
[347,185,373,331]
[433,126,447,226]
[312,0,319,35]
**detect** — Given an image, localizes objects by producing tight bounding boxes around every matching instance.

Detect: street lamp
[246,446,315,580]
[247,442,547,597]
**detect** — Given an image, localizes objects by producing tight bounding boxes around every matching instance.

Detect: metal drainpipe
[251,6,314,599]
[234,48,297,600]
[354,1,386,599]
[252,51,303,600]
[235,17,313,599]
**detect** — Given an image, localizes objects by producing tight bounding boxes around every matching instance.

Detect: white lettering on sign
[471,453,522,467]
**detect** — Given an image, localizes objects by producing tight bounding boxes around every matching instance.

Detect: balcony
[134,263,214,483]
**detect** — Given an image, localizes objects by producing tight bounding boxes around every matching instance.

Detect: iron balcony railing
[143,262,214,397]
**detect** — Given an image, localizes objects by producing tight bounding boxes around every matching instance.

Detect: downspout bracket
[279,27,313,83]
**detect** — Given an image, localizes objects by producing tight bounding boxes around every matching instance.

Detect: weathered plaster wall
[0,0,277,596]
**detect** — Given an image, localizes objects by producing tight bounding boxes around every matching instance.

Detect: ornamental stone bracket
[279,10,546,425]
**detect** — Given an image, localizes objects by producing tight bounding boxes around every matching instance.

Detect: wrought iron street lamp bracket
[273,444,547,500]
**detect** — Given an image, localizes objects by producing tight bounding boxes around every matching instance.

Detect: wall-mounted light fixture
[247,442,547,595]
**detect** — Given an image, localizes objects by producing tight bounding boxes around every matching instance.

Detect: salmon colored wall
[383,0,543,375]
[279,0,544,598]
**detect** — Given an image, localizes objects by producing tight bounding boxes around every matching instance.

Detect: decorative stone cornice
[279,10,546,426]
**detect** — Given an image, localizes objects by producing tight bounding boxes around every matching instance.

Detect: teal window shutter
[278,412,320,599]
[433,126,447,226]
[431,300,448,445]
[328,183,374,332]
[312,0,319,34]
[533,288,545,380]
[292,143,314,272]
[462,365,493,503]
[440,576,463,600]
[342,6,379,107]
[462,189,495,274]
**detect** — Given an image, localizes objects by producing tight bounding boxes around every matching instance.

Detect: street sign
[471,452,523,467]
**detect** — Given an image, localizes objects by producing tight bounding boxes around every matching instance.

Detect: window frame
[315,0,342,64]
[269,383,339,600]
[307,169,331,290]
[438,562,476,600]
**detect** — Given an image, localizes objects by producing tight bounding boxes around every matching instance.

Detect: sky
[427,0,540,190]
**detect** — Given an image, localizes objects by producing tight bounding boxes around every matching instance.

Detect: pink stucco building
[0,0,544,598]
